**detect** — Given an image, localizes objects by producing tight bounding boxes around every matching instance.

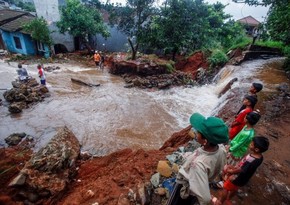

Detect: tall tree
[109,0,156,60]
[142,0,242,60]
[23,17,52,46]
[57,0,109,51]
[266,2,290,44]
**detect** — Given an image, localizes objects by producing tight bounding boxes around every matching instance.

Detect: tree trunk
[172,48,178,61]
[128,38,138,60]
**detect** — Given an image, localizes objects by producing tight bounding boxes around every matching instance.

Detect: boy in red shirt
[229,95,257,140]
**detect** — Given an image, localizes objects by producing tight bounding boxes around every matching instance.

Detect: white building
[33,0,75,53]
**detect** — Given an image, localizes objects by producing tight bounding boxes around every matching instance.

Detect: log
[71,78,100,87]
[218,77,238,98]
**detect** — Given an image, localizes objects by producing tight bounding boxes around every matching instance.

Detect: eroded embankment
[1,57,290,205]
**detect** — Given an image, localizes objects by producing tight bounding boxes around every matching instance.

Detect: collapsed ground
[0,52,289,205]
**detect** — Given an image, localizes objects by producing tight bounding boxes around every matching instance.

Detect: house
[34,0,75,54]
[0,9,50,57]
[0,0,9,9]
[236,16,260,35]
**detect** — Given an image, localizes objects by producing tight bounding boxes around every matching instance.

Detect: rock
[272,180,290,203]
[5,133,27,146]
[218,78,238,98]
[10,126,80,202]
[124,83,134,88]
[9,173,27,186]
[8,102,26,113]
[150,173,160,188]
[156,161,172,177]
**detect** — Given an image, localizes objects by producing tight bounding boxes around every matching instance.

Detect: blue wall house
[0,9,50,57]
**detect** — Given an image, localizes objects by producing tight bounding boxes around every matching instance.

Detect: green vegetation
[256,41,284,49]
[233,0,290,70]
[137,0,244,61]
[5,0,35,11]
[208,49,228,68]
[23,17,52,46]
[165,63,175,73]
[228,36,252,51]
[57,0,109,51]
[108,0,156,60]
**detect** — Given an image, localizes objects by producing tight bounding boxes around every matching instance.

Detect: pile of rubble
[3,78,49,113]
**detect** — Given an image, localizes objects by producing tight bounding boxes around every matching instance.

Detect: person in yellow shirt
[94,51,101,68]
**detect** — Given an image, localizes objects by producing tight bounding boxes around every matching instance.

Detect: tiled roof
[237,16,260,27]
[0,14,35,32]
[0,9,35,33]
[0,9,30,23]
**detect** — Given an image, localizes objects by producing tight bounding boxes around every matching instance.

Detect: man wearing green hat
[169,112,229,205]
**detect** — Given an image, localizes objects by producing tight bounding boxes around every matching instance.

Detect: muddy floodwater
[0,58,285,156]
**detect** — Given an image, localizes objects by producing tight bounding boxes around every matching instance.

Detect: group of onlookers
[168,82,269,205]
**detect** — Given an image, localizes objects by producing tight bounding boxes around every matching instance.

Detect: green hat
[189,113,229,144]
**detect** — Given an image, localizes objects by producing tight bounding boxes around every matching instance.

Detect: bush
[228,36,251,51]
[256,40,284,49]
[208,50,228,68]
[283,46,290,71]
[165,63,175,73]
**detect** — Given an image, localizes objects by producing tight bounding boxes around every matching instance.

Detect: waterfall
[148,58,283,129]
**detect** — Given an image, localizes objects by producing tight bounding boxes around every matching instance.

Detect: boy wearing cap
[229,95,257,140]
[216,136,269,205]
[170,113,228,205]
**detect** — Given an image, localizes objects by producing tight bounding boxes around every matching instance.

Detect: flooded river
[0,58,285,155]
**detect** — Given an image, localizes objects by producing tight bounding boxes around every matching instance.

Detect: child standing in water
[37,64,46,85]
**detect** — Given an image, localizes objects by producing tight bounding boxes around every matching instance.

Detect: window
[37,41,45,52]
[13,36,22,49]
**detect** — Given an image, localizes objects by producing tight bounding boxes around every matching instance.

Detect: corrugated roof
[0,9,30,23]
[237,16,260,27]
[0,14,35,32]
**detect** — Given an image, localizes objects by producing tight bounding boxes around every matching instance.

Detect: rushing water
[0,58,285,155]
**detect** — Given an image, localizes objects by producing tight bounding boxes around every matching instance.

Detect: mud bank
[1,57,290,205]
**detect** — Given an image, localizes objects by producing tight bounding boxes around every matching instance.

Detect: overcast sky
[107,0,269,23]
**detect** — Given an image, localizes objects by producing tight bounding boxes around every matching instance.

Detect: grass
[256,40,284,49]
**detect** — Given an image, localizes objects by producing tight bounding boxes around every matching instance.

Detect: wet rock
[272,180,290,203]
[3,78,49,113]
[44,66,61,72]
[9,172,27,186]
[124,83,134,88]
[277,83,290,96]
[218,78,238,98]
[5,133,26,146]
[8,101,26,113]
[10,126,80,203]
[286,71,290,80]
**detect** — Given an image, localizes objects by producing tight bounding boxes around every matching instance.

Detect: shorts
[40,79,46,85]
[224,180,239,192]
